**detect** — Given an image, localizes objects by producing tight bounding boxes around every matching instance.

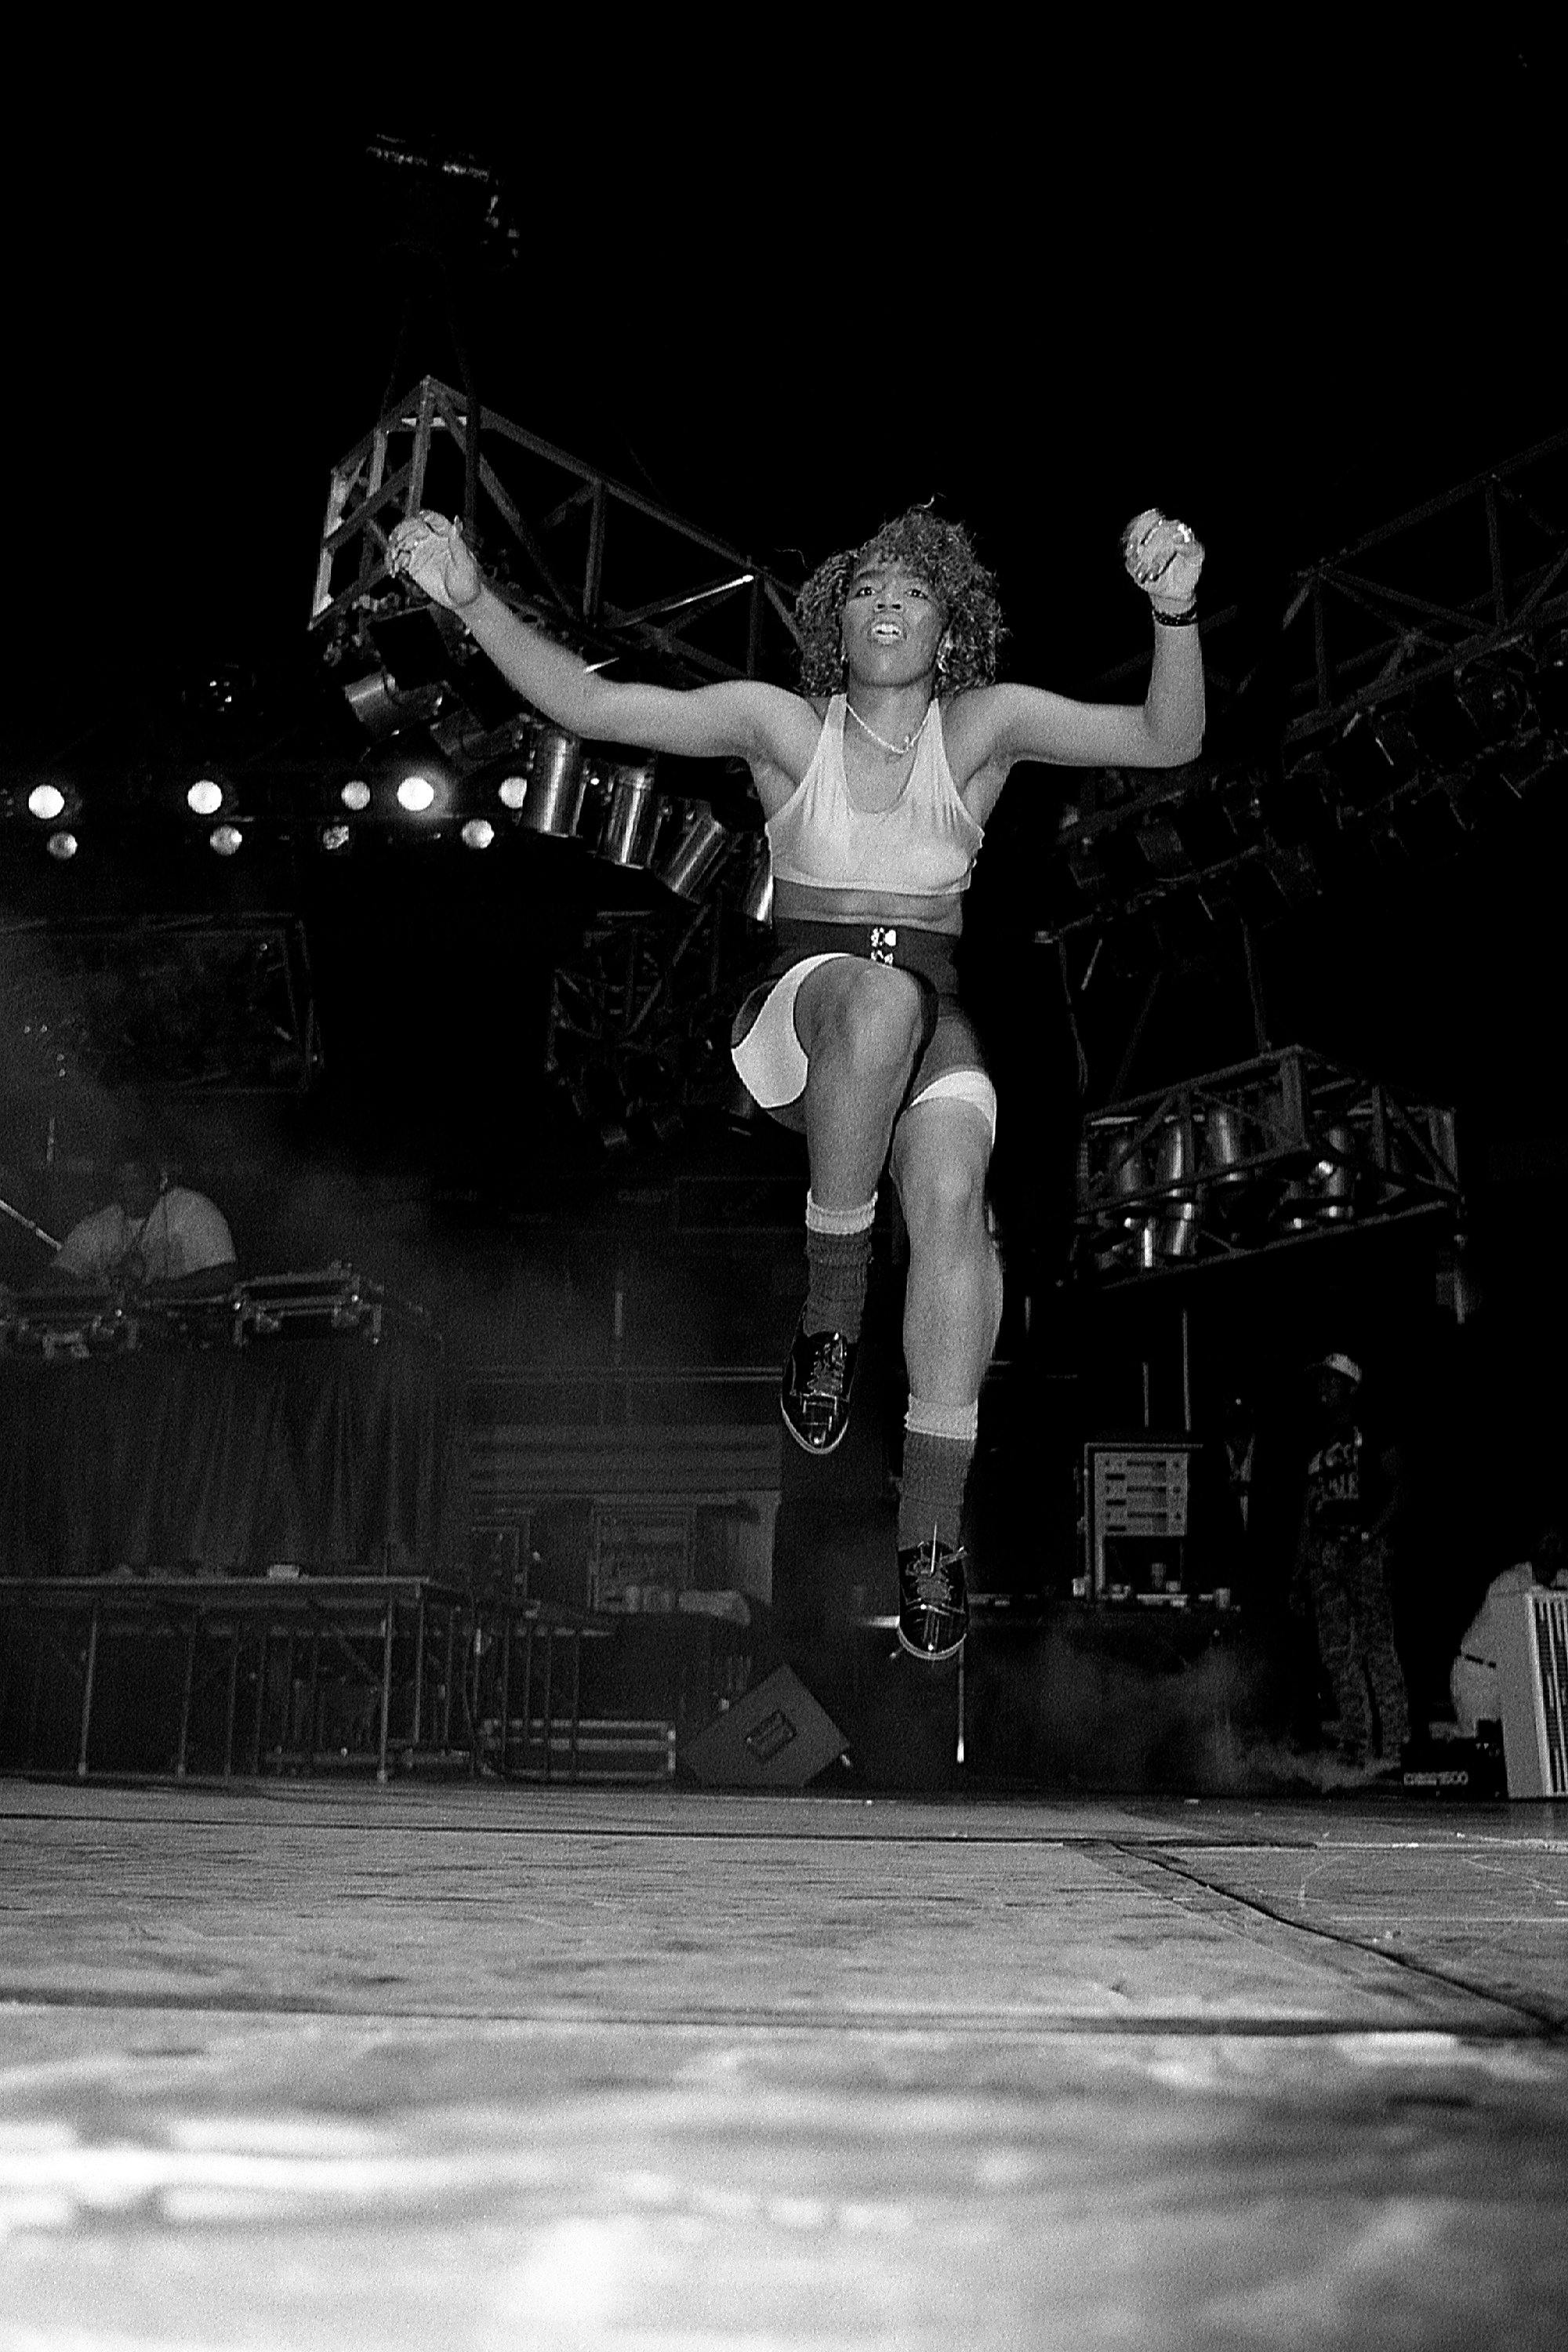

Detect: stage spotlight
[209,823,244,857]
[368,730,454,823]
[46,830,78,861]
[321,823,353,854]
[460,818,495,850]
[187,779,224,816]
[27,785,66,822]
[498,774,528,810]
[341,779,372,812]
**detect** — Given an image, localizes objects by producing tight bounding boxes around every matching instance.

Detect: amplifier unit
[1494,1588,1568,1798]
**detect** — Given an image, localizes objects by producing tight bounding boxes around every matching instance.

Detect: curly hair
[793,506,1005,700]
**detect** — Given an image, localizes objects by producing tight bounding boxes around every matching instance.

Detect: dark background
[2,44,1563,1718]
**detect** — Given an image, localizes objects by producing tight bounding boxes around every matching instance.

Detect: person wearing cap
[1290,1352,1410,1770]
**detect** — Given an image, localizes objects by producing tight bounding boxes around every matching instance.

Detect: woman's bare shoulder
[748,694,827,815]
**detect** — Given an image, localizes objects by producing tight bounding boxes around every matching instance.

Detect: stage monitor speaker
[1495,1586,1568,1797]
[681,1664,848,1789]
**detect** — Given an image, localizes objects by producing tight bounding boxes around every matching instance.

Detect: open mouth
[870,622,903,642]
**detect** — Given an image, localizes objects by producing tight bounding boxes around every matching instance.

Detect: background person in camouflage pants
[1291,1352,1410,1769]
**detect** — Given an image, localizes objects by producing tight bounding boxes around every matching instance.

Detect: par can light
[209,823,244,857]
[187,779,225,816]
[27,785,67,822]
[46,830,78,861]
[396,775,437,814]
[321,823,353,854]
[460,818,495,851]
[340,779,372,812]
[497,774,528,810]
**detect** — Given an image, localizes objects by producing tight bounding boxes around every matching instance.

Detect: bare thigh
[792,956,925,1062]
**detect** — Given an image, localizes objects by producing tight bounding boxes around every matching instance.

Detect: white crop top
[765,696,984,897]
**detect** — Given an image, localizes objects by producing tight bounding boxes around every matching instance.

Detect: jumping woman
[390,500,1204,1661]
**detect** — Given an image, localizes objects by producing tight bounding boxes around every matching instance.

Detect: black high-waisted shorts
[729,916,993,1131]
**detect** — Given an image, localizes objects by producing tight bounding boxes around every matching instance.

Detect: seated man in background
[52,1143,237,1297]
[1450,1526,1568,1740]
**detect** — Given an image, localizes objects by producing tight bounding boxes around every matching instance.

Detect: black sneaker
[780,1317,858,1455]
[897,1534,969,1662]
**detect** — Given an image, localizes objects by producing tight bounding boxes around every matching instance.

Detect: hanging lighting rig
[1044,427,1568,964]
[1045,438,1567,1283]
[1075,1044,1463,1286]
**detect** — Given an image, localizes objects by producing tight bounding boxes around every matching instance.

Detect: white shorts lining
[729,953,845,1109]
[906,1067,998,1146]
[731,955,996,1145]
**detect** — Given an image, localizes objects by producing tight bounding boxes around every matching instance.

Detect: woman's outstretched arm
[953,511,1207,817]
[387,510,808,768]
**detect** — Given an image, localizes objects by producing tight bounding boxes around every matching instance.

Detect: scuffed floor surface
[2,1778,1566,2349]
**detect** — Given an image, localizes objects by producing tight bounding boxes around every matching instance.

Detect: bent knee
[898,1144,993,1243]
[812,964,924,1073]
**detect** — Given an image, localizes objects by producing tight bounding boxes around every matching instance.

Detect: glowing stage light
[46,830,78,861]
[341,779,372,812]
[209,824,244,856]
[27,785,67,822]
[497,774,528,810]
[460,818,495,850]
[187,779,224,816]
[321,823,352,854]
[367,730,452,822]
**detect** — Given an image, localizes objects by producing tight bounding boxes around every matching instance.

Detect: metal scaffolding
[310,376,804,690]
[1075,1044,1463,1285]
[1098,425,1568,746]
[543,898,771,1148]
[1045,426,1568,955]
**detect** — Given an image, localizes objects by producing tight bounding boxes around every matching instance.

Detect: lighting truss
[1097,426,1568,747]
[543,901,771,1147]
[1074,1044,1462,1284]
[310,376,804,690]
[0,916,321,1094]
[1048,430,1568,954]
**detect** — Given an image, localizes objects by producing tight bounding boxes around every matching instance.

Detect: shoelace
[908,1540,961,1612]
[804,1336,848,1397]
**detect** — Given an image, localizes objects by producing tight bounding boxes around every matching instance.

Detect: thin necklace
[844,697,931,760]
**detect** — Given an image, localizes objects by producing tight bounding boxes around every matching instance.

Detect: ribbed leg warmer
[804,1191,876,1341]
[898,1397,979,1553]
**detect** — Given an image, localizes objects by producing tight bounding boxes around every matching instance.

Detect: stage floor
[2,1778,1566,2348]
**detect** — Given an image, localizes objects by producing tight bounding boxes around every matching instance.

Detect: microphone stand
[0,1192,61,1254]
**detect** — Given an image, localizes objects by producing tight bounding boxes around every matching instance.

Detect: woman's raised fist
[387,511,483,611]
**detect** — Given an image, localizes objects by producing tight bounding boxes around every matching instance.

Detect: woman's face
[840,558,946,688]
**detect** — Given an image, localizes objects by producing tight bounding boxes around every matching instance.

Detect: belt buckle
[869,925,898,967]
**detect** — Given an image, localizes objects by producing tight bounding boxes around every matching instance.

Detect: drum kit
[499,725,771,924]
